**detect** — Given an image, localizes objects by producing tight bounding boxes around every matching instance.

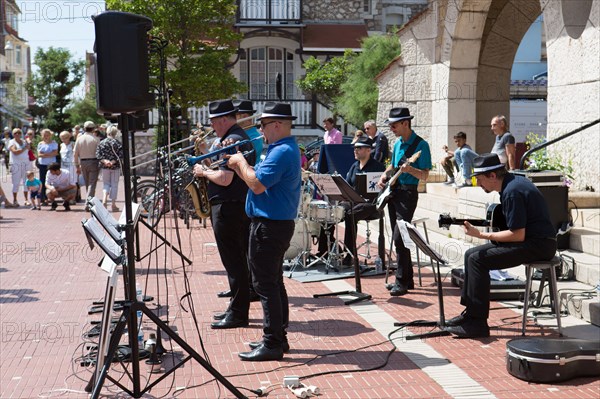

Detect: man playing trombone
[192,99,256,329]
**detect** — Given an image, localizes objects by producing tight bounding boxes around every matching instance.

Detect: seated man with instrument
[341,136,385,265]
[377,107,432,297]
[445,153,557,338]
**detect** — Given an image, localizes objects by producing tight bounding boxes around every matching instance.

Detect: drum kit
[285,178,351,275]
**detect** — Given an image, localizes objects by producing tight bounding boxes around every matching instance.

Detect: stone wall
[542,0,600,191]
[303,0,363,21]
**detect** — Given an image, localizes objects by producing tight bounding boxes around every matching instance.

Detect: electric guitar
[375,150,422,212]
[438,203,506,243]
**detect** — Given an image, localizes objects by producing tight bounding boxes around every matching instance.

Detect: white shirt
[8,138,30,164]
[46,169,72,190]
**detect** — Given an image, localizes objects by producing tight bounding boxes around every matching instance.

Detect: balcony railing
[237,0,302,24]
[148,99,358,135]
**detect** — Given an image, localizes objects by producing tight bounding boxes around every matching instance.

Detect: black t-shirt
[500,173,556,239]
[345,157,385,189]
[207,124,255,202]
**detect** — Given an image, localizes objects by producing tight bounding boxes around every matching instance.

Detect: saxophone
[185,128,213,219]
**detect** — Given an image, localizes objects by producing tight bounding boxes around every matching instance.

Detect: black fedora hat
[385,107,414,124]
[354,136,374,148]
[208,99,238,118]
[232,99,256,114]
[257,102,297,120]
[471,153,505,177]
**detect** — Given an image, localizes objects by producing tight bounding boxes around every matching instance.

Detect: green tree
[337,34,401,126]
[296,50,355,105]
[66,85,106,127]
[25,47,85,132]
[106,0,245,115]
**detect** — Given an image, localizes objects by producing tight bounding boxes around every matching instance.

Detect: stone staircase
[410,178,600,328]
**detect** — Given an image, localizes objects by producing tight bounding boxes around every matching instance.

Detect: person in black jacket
[341,136,385,265]
[193,99,256,330]
[445,153,557,338]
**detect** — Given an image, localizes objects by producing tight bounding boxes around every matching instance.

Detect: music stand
[393,220,451,339]
[313,174,372,305]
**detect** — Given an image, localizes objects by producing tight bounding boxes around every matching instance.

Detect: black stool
[522,255,562,336]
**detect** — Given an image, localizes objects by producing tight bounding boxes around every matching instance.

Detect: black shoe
[342,255,353,267]
[217,290,232,298]
[445,310,468,327]
[210,314,248,329]
[386,280,414,290]
[445,318,490,338]
[239,345,283,362]
[390,282,408,297]
[51,201,58,210]
[63,201,71,211]
[249,291,260,302]
[249,340,290,353]
[213,311,228,320]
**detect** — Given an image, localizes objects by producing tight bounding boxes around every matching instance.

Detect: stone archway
[474,0,542,153]
[376,0,598,188]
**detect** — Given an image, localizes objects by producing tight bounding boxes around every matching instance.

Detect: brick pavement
[1,194,599,398]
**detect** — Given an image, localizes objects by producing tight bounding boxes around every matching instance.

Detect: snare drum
[285,219,310,260]
[308,200,329,222]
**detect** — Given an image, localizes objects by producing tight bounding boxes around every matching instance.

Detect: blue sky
[17,1,106,97]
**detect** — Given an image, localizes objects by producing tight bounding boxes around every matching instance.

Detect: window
[241,46,295,99]
[16,45,22,65]
[364,0,371,13]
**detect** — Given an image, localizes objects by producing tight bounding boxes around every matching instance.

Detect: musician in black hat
[193,99,256,329]
[377,107,432,297]
[227,102,301,361]
[233,99,263,162]
[341,136,385,265]
[445,153,556,338]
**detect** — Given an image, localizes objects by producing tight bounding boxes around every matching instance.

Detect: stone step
[565,296,600,327]
[570,207,600,230]
[569,226,600,257]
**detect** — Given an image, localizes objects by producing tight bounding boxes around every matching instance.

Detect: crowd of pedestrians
[0,121,123,217]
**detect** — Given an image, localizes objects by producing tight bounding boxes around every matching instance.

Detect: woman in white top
[7,128,31,206]
[59,131,77,185]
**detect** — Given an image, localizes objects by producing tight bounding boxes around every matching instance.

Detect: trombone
[186,135,264,167]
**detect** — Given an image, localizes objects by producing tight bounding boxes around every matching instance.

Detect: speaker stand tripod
[88,111,245,398]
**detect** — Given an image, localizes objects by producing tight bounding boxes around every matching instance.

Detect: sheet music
[310,174,342,196]
[399,220,445,262]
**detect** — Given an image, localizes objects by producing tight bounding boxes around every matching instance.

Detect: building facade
[186,0,428,134]
[0,0,31,128]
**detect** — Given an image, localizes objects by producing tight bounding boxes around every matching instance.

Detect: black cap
[208,99,237,118]
[232,99,256,114]
[385,107,414,124]
[257,102,297,120]
[354,136,374,148]
[471,153,505,177]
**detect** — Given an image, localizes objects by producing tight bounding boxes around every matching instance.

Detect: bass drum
[284,219,311,260]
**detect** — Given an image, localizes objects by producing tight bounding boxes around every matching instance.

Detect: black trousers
[37,163,48,201]
[211,202,250,319]
[389,188,419,284]
[462,238,557,319]
[248,218,294,348]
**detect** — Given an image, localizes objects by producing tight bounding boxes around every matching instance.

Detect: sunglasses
[258,120,278,129]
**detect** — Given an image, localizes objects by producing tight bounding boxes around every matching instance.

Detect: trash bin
[512,170,569,249]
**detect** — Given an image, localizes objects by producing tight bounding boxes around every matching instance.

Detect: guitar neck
[442,218,490,227]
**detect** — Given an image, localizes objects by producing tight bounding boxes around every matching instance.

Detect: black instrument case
[506,338,600,383]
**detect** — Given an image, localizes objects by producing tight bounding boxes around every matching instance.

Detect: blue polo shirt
[246,136,301,220]
[391,131,432,185]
